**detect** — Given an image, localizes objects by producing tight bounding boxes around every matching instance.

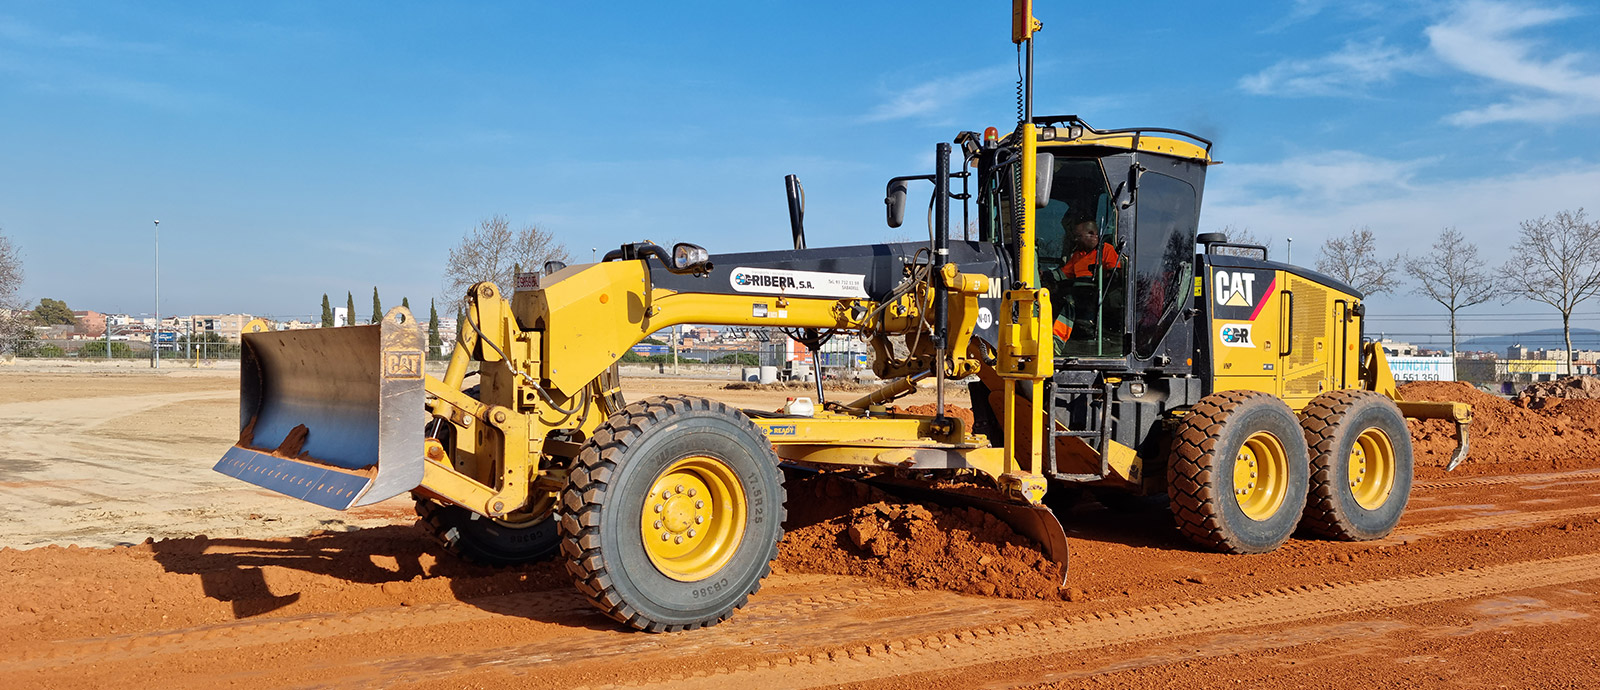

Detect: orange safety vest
[1061,244,1121,280]
[1052,243,1120,341]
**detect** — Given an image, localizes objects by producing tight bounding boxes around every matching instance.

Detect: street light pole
[153,219,160,369]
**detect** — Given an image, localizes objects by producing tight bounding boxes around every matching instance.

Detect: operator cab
[973,117,1212,369]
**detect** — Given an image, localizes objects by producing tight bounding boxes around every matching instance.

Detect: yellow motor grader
[215,4,1471,632]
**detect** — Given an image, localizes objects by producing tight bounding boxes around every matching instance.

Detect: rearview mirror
[885,179,909,228]
[1036,152,1054,209]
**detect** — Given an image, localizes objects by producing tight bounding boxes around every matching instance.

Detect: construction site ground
[4,363,1600,689]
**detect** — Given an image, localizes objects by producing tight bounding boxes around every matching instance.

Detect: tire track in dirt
[1377,505,1600,544]
[0,584,931,671]
[597,551,1600,690]
[1415,468,1600,491]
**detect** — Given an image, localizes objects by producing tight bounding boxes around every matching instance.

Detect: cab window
[1037,157,1125,358]
[1132,171,1197,358]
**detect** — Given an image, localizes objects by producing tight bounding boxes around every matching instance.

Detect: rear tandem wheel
[1167,390,1311,554]
[1298,389,1414,541]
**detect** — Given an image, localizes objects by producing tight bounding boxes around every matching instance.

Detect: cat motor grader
[213,3,1471,632]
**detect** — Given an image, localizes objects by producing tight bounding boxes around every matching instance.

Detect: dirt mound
[776,474,1062,599]
[1514,375,1600,409]
[1400,381,1600,474]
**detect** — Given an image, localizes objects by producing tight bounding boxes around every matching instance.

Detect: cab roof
[1030,116,1213,163]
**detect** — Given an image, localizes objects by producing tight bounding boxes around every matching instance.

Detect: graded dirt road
[2,365,1598,689]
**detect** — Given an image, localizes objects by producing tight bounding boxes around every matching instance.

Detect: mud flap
[213,306,427,509]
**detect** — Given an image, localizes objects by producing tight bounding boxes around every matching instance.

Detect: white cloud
[1211,150,1433,204]
[862,66,1012,123]
[1205,151,1600,259]
[1427,0,1600,125]
[1204,153,1600,330]
[1240,39,1424,96]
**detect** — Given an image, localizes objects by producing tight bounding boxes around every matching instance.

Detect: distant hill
[1458,327,1600,353]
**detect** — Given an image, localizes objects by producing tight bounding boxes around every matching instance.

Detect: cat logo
[1214,271,1257,308]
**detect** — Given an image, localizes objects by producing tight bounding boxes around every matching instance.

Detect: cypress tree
[371,287,382,324]
[320,294,333,328]
[428,300,442,359]
[346,292,355,327]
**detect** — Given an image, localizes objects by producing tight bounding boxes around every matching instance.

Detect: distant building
[189,314,253,342]
[71,310,106,337]
[1375,339,1418,357]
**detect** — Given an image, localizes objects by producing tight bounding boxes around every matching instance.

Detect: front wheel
[559,395,785,632]
[1167,390,1310,554]
[415,496,561,566]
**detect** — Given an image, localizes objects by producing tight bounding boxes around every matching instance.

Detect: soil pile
[1514,375,1600,409]
[1399,381,1600,474]
[776,474,1062,599]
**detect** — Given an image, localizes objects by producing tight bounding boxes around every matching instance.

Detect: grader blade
[213,307,427,509]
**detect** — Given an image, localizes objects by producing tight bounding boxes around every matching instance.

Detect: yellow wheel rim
[640,455,746,582]
[1231,431,1289,521]
[1348,428,1396,510]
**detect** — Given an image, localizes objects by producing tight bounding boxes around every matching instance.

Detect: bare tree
[1498,209,1600,376]
[0,229,25,353]
[1315,226,1401,295]
[442,215,570,314]
[1404,227,1496,361]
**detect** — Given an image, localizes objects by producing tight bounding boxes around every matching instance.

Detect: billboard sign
[1387,356,1455,382]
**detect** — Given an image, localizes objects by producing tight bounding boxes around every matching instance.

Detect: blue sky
[2,1,1597,344]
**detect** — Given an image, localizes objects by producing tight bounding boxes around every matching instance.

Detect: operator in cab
[1046,213,1120,350]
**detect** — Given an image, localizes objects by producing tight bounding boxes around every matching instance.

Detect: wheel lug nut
[688,488,697,497]
[1250,472,1257,478]
[653,504,663,513]
[653,520,662,529]
[662,490,671,499]
[695,515,704,524]
[675,484,685,494]
[660,532,670,541]
[674,535,684,544]
[688,529,697,538]
[695,500,704,509]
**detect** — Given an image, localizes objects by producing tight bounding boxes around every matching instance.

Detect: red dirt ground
[4,377,1600,688]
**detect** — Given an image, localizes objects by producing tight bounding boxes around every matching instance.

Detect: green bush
[78,341,135,358]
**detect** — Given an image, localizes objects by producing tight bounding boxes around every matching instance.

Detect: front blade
[213,306,427,508]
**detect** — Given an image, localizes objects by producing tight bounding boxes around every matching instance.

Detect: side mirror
[1035,152,1054,209]
[671,242,711,274]
[543,260,568,274]
[885,179,909,228]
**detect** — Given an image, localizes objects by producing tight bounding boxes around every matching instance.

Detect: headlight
[671,243,710,273]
